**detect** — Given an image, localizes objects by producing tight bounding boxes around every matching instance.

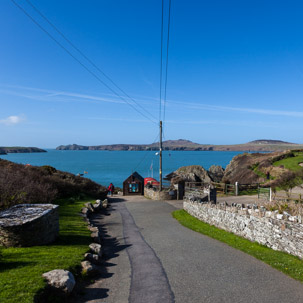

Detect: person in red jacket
[108,183,115,196]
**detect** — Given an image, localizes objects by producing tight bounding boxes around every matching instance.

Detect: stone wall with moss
[184,199,303,259]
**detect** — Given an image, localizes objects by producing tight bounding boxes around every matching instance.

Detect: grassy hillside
[222,150,303,190]
[273,151,303,172]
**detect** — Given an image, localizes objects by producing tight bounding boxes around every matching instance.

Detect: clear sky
[1,0,303,147]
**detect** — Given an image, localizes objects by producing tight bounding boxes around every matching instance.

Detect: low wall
[0,204,59,247]
[144,187,176,200]
[184,199,303,259]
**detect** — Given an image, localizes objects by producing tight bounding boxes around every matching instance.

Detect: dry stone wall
[144,187,176,200]
[184,199,303,259]
[0,204,59,247]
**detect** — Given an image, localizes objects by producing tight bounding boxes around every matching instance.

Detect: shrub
[0,159,107,210]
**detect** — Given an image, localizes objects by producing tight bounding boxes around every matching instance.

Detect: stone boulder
[42,269,75,294]
[208,165,224,182]
[91,230,101,243]
[166,165,212,185]
[101,199,108,208]
[85,253,101,265]
[92,200,102,211]
[84,202,94,212]
[89,243,102,257]
[81,261,99,276]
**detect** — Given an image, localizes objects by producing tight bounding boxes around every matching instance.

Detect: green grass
[273,152,303,172]
[0,198,93,303]
[172,209,303,282]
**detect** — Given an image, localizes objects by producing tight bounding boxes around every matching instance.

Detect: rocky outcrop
[166,165,211,184]
[208,165,224,182]
[0,147,46,154]
[0,204,59,247]
[221,150,297,185]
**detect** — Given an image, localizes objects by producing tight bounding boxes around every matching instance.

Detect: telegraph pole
[159,120,163,191]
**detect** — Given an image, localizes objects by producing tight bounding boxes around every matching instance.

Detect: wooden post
[159,120,163,192]
[270,187,272,202]
[235,182,239,196]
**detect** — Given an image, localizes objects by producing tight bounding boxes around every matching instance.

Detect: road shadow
[71,197,131,302]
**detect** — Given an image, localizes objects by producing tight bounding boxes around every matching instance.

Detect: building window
[129,183,139,193]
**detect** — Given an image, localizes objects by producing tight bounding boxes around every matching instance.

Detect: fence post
[235,182,239,196]
[270,187,272,202]
[257,185,260,199]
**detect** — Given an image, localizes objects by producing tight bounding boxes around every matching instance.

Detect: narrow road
[77,196,303,303]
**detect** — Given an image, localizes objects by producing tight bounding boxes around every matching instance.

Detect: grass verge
[172,209,303,282]
[273,151,303,172]
[0,197,93,303]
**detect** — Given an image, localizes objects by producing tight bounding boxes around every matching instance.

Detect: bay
[0,150,245,188]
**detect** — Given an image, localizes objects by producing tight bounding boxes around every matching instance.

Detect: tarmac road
[77,196,303,303]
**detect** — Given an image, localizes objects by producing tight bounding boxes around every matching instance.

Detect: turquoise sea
[0,150,245,188]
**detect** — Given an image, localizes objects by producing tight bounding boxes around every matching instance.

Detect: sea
[0,150,246,188]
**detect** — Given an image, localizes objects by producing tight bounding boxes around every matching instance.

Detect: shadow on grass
[54,235,91,246]
[0,261,33,272]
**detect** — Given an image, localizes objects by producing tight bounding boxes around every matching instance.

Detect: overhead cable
[133,133,160,172]
[24,0,157,122]
[163,0,172,125]
[159,0,164,122]
[10,0,157,125]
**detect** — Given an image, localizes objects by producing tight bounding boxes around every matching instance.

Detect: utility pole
[159,120,163,191]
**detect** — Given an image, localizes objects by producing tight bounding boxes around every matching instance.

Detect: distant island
[0,147,47,155]
[56,139,303,152]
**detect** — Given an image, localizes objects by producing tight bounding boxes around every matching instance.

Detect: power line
[24,0,157,122]
[159,0,164,122]
[133,133,160,172]
[10,0,157,125]
[163,0,172,125]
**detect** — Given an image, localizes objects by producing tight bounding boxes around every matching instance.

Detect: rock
[89,243,102,257]
[81,261,99,275]
[42,269,75,294]
[92,200,102,211]
[81,207,91,216]
[101,199,108,208]
[208,165,224,182]
[88,225,98,232]
[91,231,101,243]
[84,202,94,212]
[85,253,101,264]
[166,165,212,185]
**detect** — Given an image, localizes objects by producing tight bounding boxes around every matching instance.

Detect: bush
[0,159,107,210]
[270,170,303,195]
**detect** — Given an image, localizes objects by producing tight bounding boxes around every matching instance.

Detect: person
[108,183,114,196]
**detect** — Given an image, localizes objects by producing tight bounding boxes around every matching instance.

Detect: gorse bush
[0,159,107,210]
[270,170,303,194]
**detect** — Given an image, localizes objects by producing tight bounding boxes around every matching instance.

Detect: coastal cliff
[0,147,47,155]
[56,139,303,152]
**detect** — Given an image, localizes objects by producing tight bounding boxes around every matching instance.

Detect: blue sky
[1,0,303,147]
